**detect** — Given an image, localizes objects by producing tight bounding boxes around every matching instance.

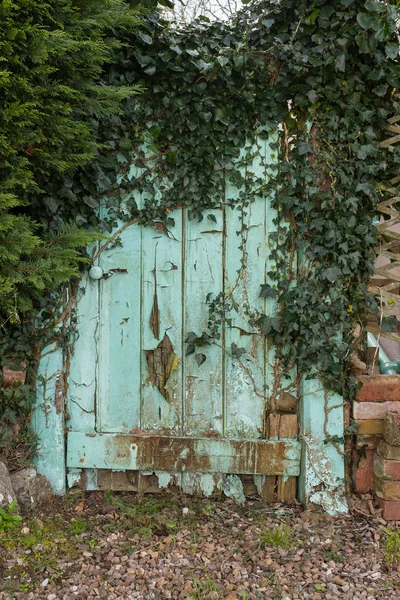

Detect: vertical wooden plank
[277,413,298,502]
[224,140,268,439]
[97,221,142,433]
[33,343,65,494]
[278,414,298,439]
[264,133,298,416]
[299,377,347,514]
[259,476,277,502]
[267,413,281,439]
[183,209,224,436]
[67,275,98,433]
[140,212,183,433]
[277,476,297,502]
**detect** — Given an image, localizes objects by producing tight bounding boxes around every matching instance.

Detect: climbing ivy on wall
[76,0,399,399]
[3,0,400,405]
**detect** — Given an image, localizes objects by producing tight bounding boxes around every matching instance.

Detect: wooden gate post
[298,376,348,514]
[32,343,66,494]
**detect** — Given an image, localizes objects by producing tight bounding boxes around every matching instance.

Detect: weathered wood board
[67,433,301,475]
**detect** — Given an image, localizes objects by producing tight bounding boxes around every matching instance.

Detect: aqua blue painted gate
[33,135,347,512]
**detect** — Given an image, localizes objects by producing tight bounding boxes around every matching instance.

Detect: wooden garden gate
[34,136,307,502]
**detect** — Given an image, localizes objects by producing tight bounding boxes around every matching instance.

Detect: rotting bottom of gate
[69,469,298,504]
[66,432,301,504]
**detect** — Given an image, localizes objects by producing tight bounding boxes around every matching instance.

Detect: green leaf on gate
[195,353,206,366]
[259,284,277,299]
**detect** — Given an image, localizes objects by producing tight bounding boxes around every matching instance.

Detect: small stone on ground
[0,492,399,599]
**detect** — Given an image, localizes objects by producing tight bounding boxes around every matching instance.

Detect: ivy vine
[5,0,400,409]
[73,0,399,401]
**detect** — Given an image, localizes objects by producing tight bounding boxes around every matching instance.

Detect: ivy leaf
[195,353,206,366]
[382,316,398,333]
[133,50,153,68]
[185,332,198,344]
[138,32,152,45]
[261,18,275,30]
[335,53,346,72]
[307,89,318,103]
[217,56,230,67]
[355,33,370,53]
[322,267,342,283]
[356,12,374,30]
[298,142,313,155]
[231,343,246,359]
[365,0,386,12]
[385,43,399,60]
[319,5,335,19]
[186,344,195,356]
[355,144,375,159]
[166,151,177,165]
[144,66,156,76]
[259,284,277,299]
[256,315,281,336]
[373,84,388,97]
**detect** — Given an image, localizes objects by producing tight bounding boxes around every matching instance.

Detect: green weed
[0,502,21,531]
[103,492,169,516]
[200,501,214,516]
[192,575,222,598]
[70,517,86,535]
[257,523,295,550]
[385,526,400,567]
[324,548,344,563]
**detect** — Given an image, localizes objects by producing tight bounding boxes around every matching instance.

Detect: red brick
[373,454,400,480]
[353,449,374,494]
[374,475,400,501]
[353,401,400,420]
[376,498,400,521]
[357,375,400,402]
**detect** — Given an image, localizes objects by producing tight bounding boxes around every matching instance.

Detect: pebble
[1,498,398,600]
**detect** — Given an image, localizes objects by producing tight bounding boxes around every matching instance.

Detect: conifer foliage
[0,0,145,322]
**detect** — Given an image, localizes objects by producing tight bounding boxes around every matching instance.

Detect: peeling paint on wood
[149,258,160,340]
[145,334,180,402]
[67,433,301,475]
[299,378,347,515]
[33,132,346,509]
[33,342,66,494]
[223,475,246,505]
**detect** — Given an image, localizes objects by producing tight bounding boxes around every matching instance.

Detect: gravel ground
[0,492,399,599]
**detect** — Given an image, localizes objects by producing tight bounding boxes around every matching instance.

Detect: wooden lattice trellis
[368,115,400,342]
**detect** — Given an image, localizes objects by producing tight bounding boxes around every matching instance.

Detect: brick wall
[353,375,400,520]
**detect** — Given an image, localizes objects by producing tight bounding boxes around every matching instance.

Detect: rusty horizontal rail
[67,433,301,476]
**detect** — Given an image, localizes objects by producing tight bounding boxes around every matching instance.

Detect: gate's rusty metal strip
[67,433,301,476]
[369,116,400,342]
